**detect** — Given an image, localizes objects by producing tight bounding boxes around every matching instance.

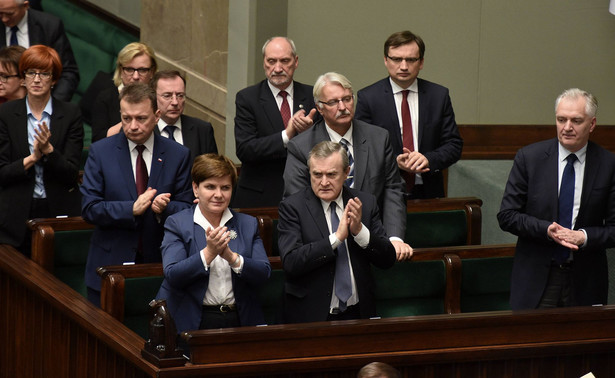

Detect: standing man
[498,88,615,310]
[81,83,193,306]
[355,30,462,199]
[284,72,412,261]
[0,0,79,101]
[233,36,318,208]
[278,141,396,323]
[152,70,218,161]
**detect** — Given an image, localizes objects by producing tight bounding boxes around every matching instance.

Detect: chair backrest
[258,266,285,325]
[28,217,94,298]
[460,256,514,312]
[405,210,468,247]
[373,259,447,317]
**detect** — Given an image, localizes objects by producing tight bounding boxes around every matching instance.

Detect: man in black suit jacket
[355,30,462,199]
[232,36,318,208]
[284,72,412,261]
[278,141,396,323]
[498,88,615,310]
[151,70,218,161]
[0,0,79,101]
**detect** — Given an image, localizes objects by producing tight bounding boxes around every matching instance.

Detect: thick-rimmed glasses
[0,73,19,83]
[24,71,52,81]
[122,67,151,76]
[386,55,421,64]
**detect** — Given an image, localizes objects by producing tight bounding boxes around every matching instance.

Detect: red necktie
[135,145,148,195]
[401,90,415,192]
[279,91,291,128]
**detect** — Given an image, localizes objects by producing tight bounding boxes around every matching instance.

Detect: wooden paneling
[459,124,615,159]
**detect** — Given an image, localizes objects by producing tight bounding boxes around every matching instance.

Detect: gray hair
[308,141,349,171]
[261,36,297,56]
[313,72,353,107]
[555,88,598,118]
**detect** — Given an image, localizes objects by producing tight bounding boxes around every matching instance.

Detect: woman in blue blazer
[156,154,271,333]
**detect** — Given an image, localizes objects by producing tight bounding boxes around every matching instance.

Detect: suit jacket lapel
[351,122,368,190]
[13,100,29,157]
[543,139,560,219]
[259,80,284,134]
[48,99,64,148]
[578,142,600,223]
[306,189,330,238]
[116,133,139,199]
[293,84,309,113]
[180,115,196,153]
[149,134,165,189]
[383,79,403,150]
[416,78,427,147]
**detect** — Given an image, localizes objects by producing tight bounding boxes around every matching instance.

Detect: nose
[170,94,179,105]
[399,59,409,70]
[337,99,347,111]
[131,70,140,80]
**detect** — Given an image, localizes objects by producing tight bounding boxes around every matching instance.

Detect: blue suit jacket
[498,139,615,310]
[278,186,396,323]
[0,9,80,101]
[81,132,193,291]
[355,78,463,198]
[232,79,317,207]
[283,118,406,239]
[156,207,271,333]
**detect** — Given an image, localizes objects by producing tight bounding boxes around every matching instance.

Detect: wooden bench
[27,216,94,297]
[236,196,483,255]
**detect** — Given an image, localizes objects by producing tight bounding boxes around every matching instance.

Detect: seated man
[278,141,396,323]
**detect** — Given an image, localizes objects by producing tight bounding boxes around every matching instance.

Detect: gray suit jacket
[283,119,406,239]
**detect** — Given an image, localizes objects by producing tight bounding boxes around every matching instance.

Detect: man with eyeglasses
[0,0,79,102]
[283,72,412,262]
[151,70,217,162]
[355,30,462,199]
[232,36,319,208]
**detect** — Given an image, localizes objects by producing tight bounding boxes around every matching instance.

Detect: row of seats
[27,197,511,339]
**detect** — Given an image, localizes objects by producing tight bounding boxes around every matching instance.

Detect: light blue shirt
[26,97,53,199]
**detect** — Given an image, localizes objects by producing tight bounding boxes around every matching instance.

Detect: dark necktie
[554,153,577,264]
[163,125,177,142]
[339,138,354,188]
[135,145,148,195]
[330,202,352,309]
[9,26,18,46]
[279,90,291,128]
[401,89,415,192]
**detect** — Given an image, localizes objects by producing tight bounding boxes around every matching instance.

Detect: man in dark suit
[278,141,396,323]
[355,30,462,199]
[498,88,615,310]
[284,72,412,261]
[81,84,193,307]
[0,0,79,101]
[232,36,318,208]
[151,70,218,161]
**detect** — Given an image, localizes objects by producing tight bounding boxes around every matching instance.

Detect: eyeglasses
[0,73,19,83]
[318,95,354,108]
[386,55,421,64]
[24,71,52,80]
[158,92,186,101]
[122,67,152,76]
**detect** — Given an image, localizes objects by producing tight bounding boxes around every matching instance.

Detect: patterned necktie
[554,153,577,264]
[135,145,148,195]
[339,138,354,188]
[279,90,291,128]
[401,89,415,192]
[9,26,18,46]
[330,202,352,309]
[163,125,177,142]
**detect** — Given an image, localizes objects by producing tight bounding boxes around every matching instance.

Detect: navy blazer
[90,86,120,143]
[81,132,193,291]
[498,139,615,310]
[355,78,463,198]
[278,186,396,323]
[232,79,317,207]
[154,114,218,162]
[156,207,271,333]
[0,97,83,246]
[0,9,80,101]
[283,118,406,239]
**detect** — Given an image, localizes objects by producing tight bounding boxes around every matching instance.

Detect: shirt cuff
[580,229,588,248]
[281,130,290,147]
[200,248,209,271]
[353,223,370,248]
[330,233,341,250]
[389,236,403,243]
[231,254,244,274]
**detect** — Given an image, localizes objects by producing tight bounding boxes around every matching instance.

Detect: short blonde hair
[113,42,157,86]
